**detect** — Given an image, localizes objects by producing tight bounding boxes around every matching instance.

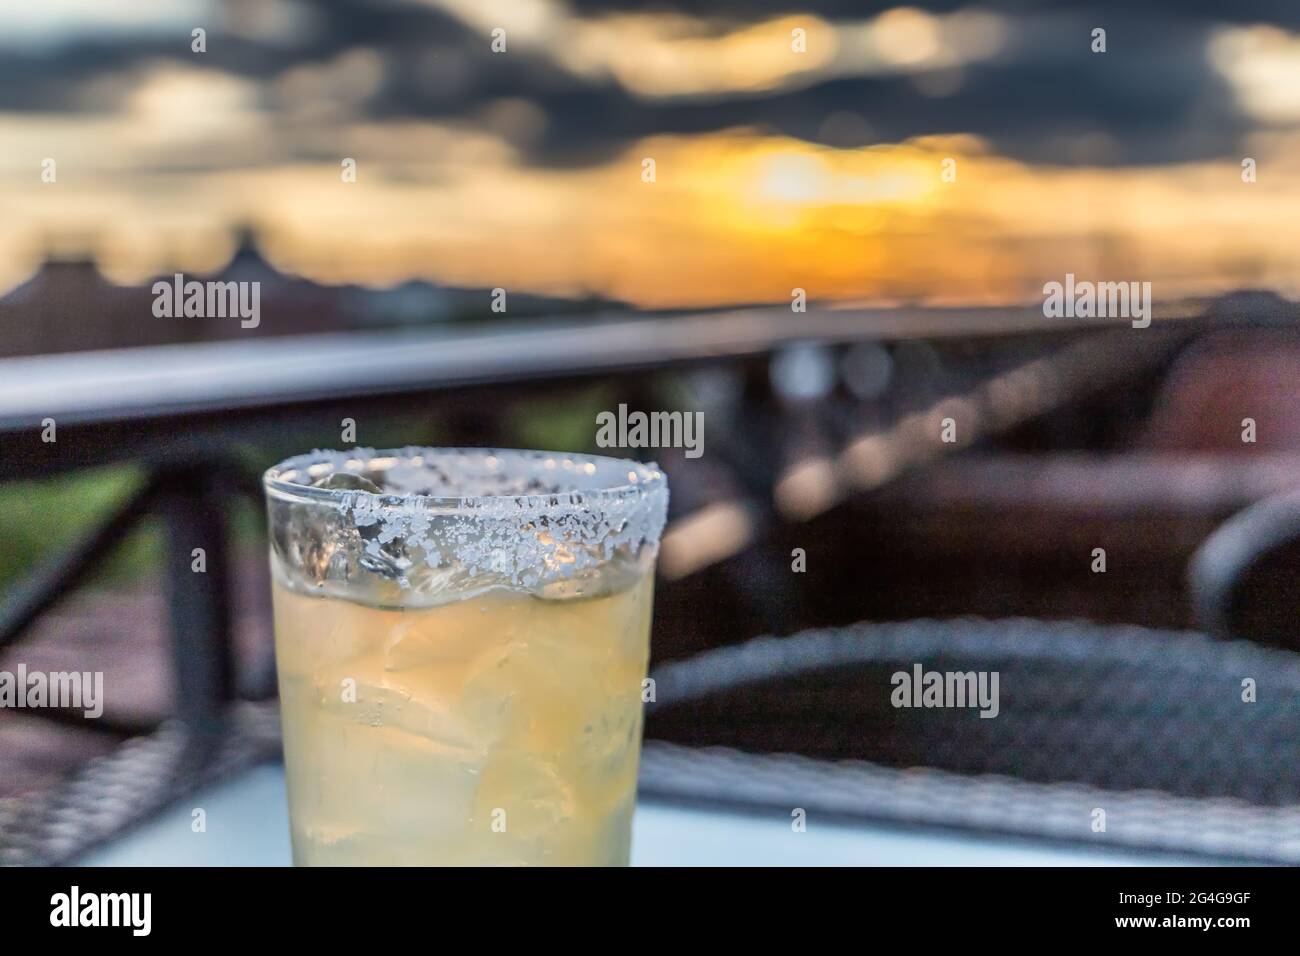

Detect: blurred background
[5,0,1300,864]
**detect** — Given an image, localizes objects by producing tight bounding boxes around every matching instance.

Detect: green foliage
[0,466,161,597]
[507,386,614,454]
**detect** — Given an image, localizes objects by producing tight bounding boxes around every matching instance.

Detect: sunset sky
[2,0,1300,308]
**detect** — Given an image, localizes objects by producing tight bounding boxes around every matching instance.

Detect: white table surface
[78,764,1202,867]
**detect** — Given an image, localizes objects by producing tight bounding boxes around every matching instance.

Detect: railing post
[157,464,236,743]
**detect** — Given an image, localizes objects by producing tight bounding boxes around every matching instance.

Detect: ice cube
[473,752,576,835]
[311,472,383,494]
[315,662,489,752]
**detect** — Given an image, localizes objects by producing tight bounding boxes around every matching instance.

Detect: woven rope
[6,618,1298,864]
[641,618,1300,861]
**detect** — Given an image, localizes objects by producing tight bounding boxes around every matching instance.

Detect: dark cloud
[0,0,1284,168]
[497,9,1255,168]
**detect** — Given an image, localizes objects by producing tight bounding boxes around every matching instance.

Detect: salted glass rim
[263,446,667,515]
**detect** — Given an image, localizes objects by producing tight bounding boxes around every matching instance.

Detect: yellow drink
[272,570,654,866]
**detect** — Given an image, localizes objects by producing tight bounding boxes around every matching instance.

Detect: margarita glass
[263,448,667,866]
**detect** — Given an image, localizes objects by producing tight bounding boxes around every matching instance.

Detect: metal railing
[0,293,1290,850]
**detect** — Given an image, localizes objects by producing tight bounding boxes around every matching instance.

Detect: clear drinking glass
[263,447,668,866]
